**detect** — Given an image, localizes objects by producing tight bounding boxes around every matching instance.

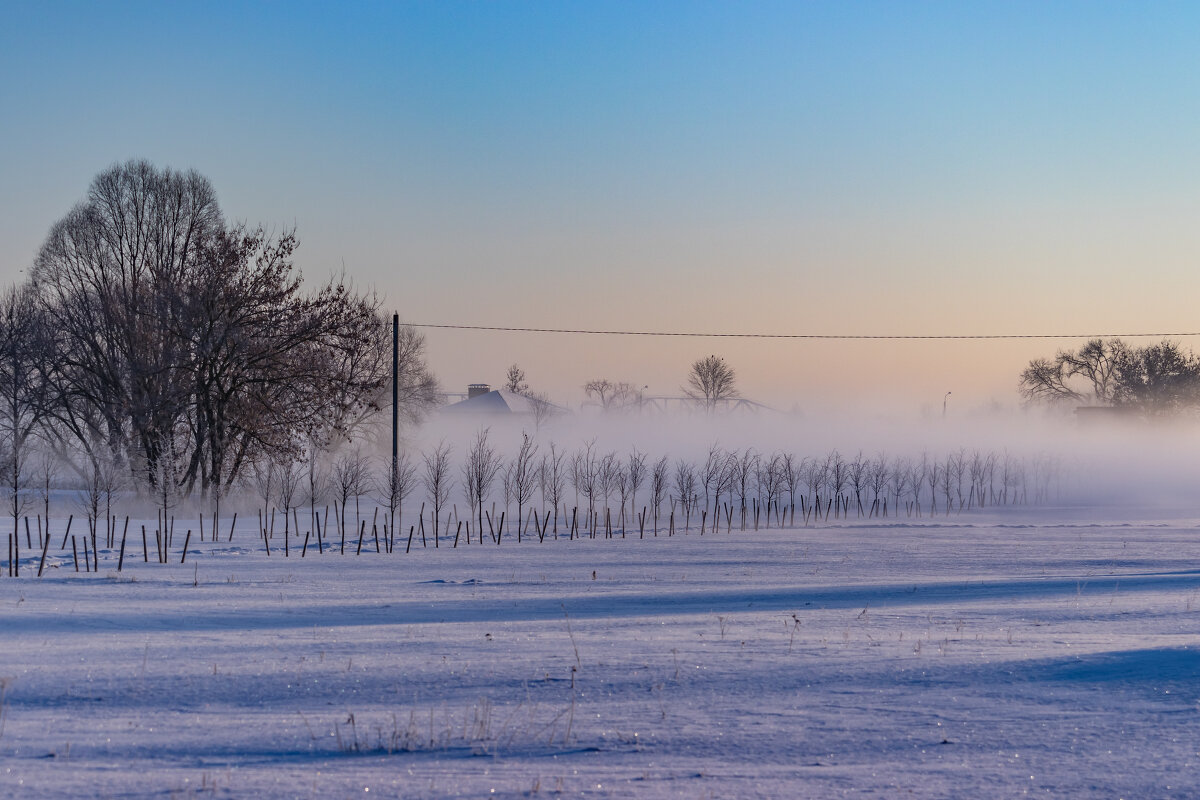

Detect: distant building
[441,385,569,417]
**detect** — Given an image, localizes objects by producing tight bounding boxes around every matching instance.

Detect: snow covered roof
[440,389,566,416]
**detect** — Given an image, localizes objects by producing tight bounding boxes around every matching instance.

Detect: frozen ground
[2,506,1200,798]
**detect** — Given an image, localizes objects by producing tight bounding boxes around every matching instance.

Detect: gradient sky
[3,1,1199,414]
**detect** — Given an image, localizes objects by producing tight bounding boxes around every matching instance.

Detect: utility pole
[392,314,399,477]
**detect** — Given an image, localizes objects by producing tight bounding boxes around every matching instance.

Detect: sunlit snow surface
[2,507,1200,798]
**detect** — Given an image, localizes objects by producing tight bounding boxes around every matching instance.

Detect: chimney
[468,383,490,399]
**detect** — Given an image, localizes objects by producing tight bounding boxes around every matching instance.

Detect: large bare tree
[31,160,437,497]
[1112,340,1200,416]
[0,285,53,538]
[1019,338,1127,406]
[683,355,738,412]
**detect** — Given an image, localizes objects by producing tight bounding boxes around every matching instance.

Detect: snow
[2,506,1199,798]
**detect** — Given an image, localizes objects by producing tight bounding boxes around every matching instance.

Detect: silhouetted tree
[1112,341,1200,416]
[31,160,437,498]
[582,379,643,412]
[504,364,530,395]
[684,355,738,412]
[422,442,453,543]
[0,285,52,538]
[462,429,502,543]
[1019,338,1128,406]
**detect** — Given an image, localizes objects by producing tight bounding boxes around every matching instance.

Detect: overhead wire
[407,323,1200,341]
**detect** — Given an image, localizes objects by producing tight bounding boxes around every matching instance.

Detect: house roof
[441,390,566,415]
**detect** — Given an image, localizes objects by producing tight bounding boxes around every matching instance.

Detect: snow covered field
[2,506,1200,798]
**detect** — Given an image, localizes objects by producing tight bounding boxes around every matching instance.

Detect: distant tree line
[1019,338,1200,417]
[581,355,739,414]
[0,160,438,502]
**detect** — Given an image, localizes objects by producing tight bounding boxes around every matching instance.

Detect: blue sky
[3,2,1198,410]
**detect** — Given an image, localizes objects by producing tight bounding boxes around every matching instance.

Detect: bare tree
[887,457,909,517]
[527,392,561,431]
[758,453,785,528]
[827,451,848,518]
[1019,338,1127,406]
[507,434,539,542]
[31,160,436,498]
[380,450,416,544]
[34,161,218,490]
[0,284,55,543]
[714,450,738,531]
[539,443,567,536]
[422,442,453,543]
[332,450,371,543]
[924,456,940,515]
[149,429,185,533]
[940,455,955,515]
[582,379,643,413]
[462,429,502,544]
[391,324,441,427]
[1112,340,1200,416]
[302,440,329,533]
[626,449,646,529]
[597,452,619,531]
[277,459,304,537]
[249,458,276,516]
[848,452,868,517]
[571,442,598,532]
[683,355,738,412]
[650,455,669,534]
[904,459,922,516]
[734,449,758,529]
[868,454,888,516]
[802,456,827,514]
[782,453,804,525]
[700,443,725,532]
[949,449,967,512]
[613,464,630,532]
[35,451,58,537]
[673,459,697,530]
[504,364,530,395]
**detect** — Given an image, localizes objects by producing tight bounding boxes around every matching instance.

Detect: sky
[2,1,1199,415]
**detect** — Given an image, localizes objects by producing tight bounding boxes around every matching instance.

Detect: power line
[409,323,1200,341]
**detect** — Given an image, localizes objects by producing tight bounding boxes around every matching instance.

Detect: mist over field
[5,2,1200,798]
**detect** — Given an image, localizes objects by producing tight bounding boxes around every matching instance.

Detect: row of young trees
[1020,338,1200,417]
[0,161,438,510]
[286,433,1058,546]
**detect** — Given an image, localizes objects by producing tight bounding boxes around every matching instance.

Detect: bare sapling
[539,443,566,539]
[848,452,867,518]
[673,460,696,533]
[303,444,328,538]
[597,452,618,539]
[700,444,724,535]
[613,464,629,536]
[571,442,597,536]
[381,451,416,551]
[650,456,669,537]
[277,459,303,542]
[782,454,802,527]
[626,449,645,534]
[507,433,538,544]
[422,442,452,545]
[462,429,502,546]
[734,449,757,530]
